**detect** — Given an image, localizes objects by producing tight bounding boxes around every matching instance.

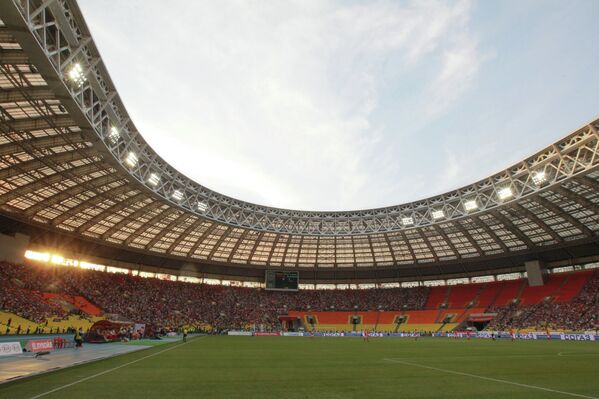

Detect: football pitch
[1,336,598,399]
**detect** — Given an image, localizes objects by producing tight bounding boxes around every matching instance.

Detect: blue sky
[79,0,599,211]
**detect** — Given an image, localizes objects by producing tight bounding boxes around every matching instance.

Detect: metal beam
[165,216,202,254]
[227,229,251,263]
[75,192,148,234]
[23,172,122,217]
[470,215,510,253]
[0,131,87,156]
[431,223,462,259]
[0,148,95,180]
[0,87,54,102]
[0,114,75,132]
[123,206,179,246]
[489,210,535,249]
[187,223,221,258]
[534,194,595,238]
[557,186,599,216]
[100,199,165,240]
[0,49,29,64]
[144,211,189,250]
[50,183,135,227]
[0,162,97,204]
[247,231,266,264]
[452,219,485,256]
[513,203,563,243]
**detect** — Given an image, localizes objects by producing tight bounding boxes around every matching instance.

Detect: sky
[78,0,599,211]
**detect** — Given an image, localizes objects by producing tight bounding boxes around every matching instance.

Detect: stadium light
[531,171,547,185]
[197,201,208,212]
[125,151,138,167]
[172,190,184,201]
[109,126,120,143]
[67,63,86,87]
[148,173,160,186]
[50,254,64,264]
[464,200,478,211]
[431,209,444,220]
[401,217,414,226]
[498,187,513,200]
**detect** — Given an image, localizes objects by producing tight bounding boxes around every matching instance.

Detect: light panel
[401,217,414,226]
[498,187,513,200]
[532,171,547,185]
[108,126,120,143]
[431,209,444,219]
[148,173,160,186]
[67,63,86,87]
[172,190,184,201]
[197,201,208,212]
[464,200,478,211]
[125,151,138,167]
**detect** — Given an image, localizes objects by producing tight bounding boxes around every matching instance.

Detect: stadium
[0,0,598,398]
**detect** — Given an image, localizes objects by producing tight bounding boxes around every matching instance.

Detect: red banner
[25,339,53,352]
[254,332,280,336]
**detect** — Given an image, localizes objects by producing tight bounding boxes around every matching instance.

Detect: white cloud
[79,0,485,210]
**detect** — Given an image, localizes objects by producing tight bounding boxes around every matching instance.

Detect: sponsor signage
[254,332,280,336]
[281,332,303,337]
[560,333,596,341]
[25,339,53,352]
[228,331,253,336]
[0,342,22,356]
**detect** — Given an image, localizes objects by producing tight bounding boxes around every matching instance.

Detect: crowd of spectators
[0,262,428,330]
[487,273,599,331]
[2,262,597,332]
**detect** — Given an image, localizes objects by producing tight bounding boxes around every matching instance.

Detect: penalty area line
[383,358,598,399]
[29,336,203,399]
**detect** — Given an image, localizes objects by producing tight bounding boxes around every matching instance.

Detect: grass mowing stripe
[29,337,203,399]
[383,358,598,399]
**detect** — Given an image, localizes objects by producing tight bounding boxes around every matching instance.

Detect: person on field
[362,329,369,342]
[183,328,188,342]
[74,328,83,348]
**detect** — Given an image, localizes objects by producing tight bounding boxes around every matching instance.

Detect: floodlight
[50,254,64,264]
[67,63,86,87]
[498,187,513,200]
[148,173,160,186]
[464,200,478,211]
[401,217,414,226]
[531,171,547,185]
[197,201,208,212]
[172,190,183,201]
[431,209,444,219]
[109,126,120,143]
[125,151,138,167]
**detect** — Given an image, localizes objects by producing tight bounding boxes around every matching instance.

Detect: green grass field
[1,336,598,399]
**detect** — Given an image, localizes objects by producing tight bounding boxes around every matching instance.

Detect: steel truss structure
[0,0,598,279]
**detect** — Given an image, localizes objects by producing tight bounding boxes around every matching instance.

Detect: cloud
[79,0,484,211]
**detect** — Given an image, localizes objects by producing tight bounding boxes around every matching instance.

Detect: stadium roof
[0,0,598,282]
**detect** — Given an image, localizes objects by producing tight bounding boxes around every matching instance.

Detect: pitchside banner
[228,331,253,336]
[560,333,597,341]
[25,339,53,352]
[0,342,22,356]
[476,331,598,341]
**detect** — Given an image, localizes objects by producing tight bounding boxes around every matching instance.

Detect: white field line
[383,358,598,399]
[29,337,203,399]
[558,352,599,357]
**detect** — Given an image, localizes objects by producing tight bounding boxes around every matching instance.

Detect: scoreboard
[265,270,299,291]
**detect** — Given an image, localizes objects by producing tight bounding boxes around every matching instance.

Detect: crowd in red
[488,272,599,331]
[1,262,597,332]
